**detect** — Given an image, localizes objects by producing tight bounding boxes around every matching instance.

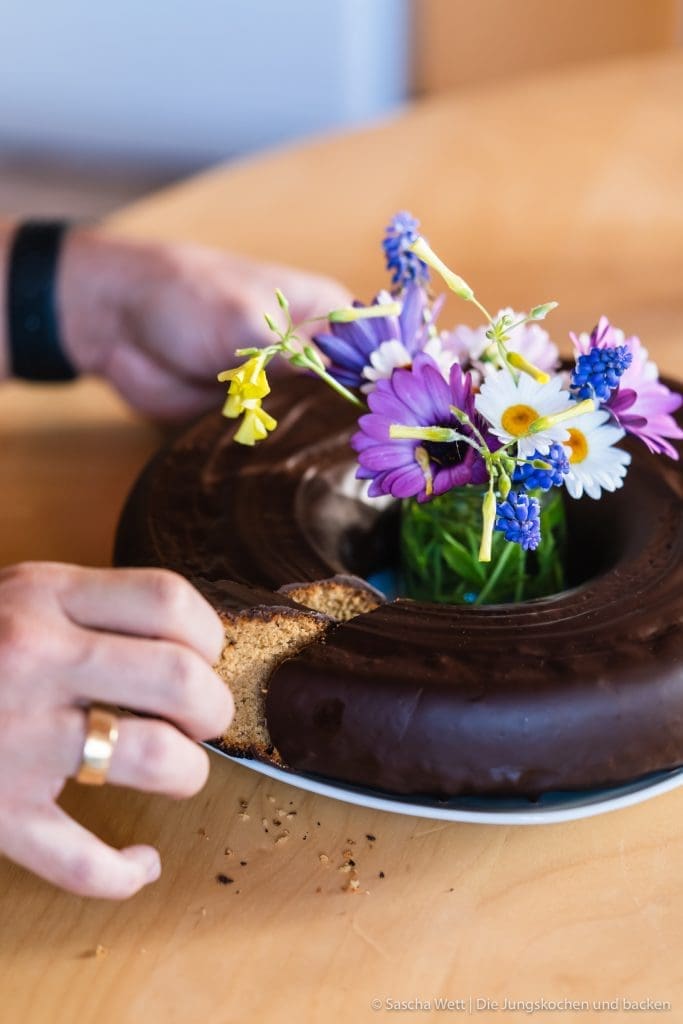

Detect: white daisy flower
[475,368,575,458]
[360,336,463,393]
[361,340,412,393]
[562,409,631,499]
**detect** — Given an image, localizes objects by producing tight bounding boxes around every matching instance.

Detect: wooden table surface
[2,53,683,1024]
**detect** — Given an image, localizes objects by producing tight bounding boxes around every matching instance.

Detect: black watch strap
[7,220,77,381]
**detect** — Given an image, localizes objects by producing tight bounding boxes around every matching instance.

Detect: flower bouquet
[218,213,682,606]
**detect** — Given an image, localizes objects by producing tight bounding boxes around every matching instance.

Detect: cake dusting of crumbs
[223,793,380,896]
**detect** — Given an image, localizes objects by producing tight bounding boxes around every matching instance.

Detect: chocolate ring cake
[115,376,683,798]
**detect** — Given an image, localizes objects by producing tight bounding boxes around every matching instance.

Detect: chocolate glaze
[115,377,683,797]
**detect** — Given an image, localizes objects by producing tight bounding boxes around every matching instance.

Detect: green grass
[400,486,567,605]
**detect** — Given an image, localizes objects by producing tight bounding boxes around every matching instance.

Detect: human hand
[59,231,351,419]
[0,562,232,898]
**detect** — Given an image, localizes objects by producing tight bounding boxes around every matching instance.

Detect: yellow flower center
[566,427,589,463]
[501,404,539,437]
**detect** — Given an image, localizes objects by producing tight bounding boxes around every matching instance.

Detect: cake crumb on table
[82,944,109,959]
[238,812,250,822]
[224,847,233,856]
[319,853,329,866]
[275,831,290,846]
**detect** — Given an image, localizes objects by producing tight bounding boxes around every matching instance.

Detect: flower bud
[530,398,595,433]
[529,301,559,321]
[479,489,497,563]
[329,302,401,323]
[390,424,459,442]
[304,345,325,370]
[408,238,474,301]
[506,351,550,384]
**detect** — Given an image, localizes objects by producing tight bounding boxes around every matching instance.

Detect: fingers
[72,632,233,740]
[109,717,210,796]
[0,708,211,800]
[60,565,225,665]
[105,343,221,420]
[0,802,161,899]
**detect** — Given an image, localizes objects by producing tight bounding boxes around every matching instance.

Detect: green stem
[514,546,525,602]
[314,368,365,408]
[474,540,516,605]
[281,337,365,409]
[471,296,495,324]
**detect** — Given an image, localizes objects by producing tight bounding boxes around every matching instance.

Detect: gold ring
[75,706,119,786]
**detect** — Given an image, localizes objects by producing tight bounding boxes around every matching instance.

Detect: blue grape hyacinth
[495,491,542,551]
[513,443,569,492]
[571,345,632,401]
[382,211,430,288]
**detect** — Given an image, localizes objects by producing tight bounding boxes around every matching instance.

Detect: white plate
[209,746,683,826]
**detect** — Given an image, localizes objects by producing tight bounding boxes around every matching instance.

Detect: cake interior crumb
[215,577,382,763]
[215,608,327,759]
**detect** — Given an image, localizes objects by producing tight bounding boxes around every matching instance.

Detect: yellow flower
[233,404,278,446]
[218,356,270,419]
[217,355,278,445]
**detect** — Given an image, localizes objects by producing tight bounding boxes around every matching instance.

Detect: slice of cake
[210,575,385,763]
[277,573,384,620]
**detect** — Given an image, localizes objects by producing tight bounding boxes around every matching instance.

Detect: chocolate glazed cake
[115,376,683,798]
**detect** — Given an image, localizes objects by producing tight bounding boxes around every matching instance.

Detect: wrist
[58,228,124,376]
[59,230,172,378]
[0,220,15,381]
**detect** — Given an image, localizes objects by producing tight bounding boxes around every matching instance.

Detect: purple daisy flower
[314,284,438,390]
[571,317,683,459]
[351,354,492,501]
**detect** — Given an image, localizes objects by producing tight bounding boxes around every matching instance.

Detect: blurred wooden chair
[413,0,682,95]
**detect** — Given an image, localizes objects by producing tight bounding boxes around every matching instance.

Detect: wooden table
[2,53,683,1024]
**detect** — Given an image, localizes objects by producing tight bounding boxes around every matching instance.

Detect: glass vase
[400,485,567,605]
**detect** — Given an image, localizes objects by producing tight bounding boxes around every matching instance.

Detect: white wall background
[0,0,410,167]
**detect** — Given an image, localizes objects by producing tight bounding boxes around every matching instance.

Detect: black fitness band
[7,220,77,381]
